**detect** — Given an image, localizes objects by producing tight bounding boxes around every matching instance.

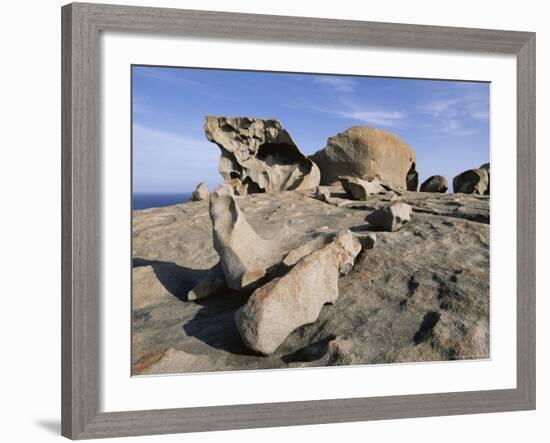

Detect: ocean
[133,193,192,210]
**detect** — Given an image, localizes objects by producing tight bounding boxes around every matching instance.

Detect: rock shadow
[281,334,336,364]
[133,257,209,302]
[183,292,256,356]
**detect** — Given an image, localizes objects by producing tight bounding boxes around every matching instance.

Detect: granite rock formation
[191,182,209,201]
[310,126,418,191]
[204,116,320,194]
[366,202,413,232]
[235,230,362,355]
[340,176,386,200]
[209,184,292,290]
[132,185,489,374]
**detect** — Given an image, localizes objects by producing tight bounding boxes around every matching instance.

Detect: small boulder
[366,202,412,232]
[235,230,362,355]
[313,186,331,203]
[453,168,489,194]
[340,176,386,200]
[419,175,448,193]
[191,182,209,201]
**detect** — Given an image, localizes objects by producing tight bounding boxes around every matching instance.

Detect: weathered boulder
[453,168,489,195]
[420,175,448,193]
[204,116,320,194]
[366,202,412,232]
[340,176,386,200]
[313,186,331,203]
[235,230,362,355]
[479,163,490,195]
[191,182,209,201]
[310,126,418,191]
[209,184,289,290]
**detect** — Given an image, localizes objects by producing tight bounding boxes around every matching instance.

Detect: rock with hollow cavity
[209,185,289,290]
[340,176,386,200]
[235,230,362,355]
[310,126,418,191]
[453,168,489,195]
[366,202,412,232]
[420,175,448,193]
[225,178,248,196]
[191,182,209,201]
[204,116,320,194]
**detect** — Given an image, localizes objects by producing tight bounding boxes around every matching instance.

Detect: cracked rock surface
[132,186,489,374]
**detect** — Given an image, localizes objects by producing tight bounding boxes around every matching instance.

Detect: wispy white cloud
[312,76,357,93]
[134,68,221,97]
[472,110,490,120]
[418,92,489,136]
[336,110,406,127]
[438,119,476,136]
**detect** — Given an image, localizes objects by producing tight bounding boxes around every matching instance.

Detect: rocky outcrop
[209,184,291,290]
[310,126,418,191]
[204,116,320,194]
[453,168,489,195]
[235,230,362,355]
[191,182,209,201]
[420,175,448,193]
[366,202,413,232]
[133,188,490,373]
[340,176,386,200]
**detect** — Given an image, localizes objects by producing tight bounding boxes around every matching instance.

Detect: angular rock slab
[209,185,290,290]
[453,168,489,195]
[420,175,448,193]
[340,176,386,200]
[205,116,320,194]
[366,202,413,232]
[235,230,362,355]
[310,126,418,191]
[191,182,209,201]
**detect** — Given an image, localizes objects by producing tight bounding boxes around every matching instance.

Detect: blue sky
[132,66,490,193]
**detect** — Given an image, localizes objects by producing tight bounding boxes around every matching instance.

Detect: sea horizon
[133,192,192,210]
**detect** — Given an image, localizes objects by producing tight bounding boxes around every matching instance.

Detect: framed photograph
[61,2,536,439]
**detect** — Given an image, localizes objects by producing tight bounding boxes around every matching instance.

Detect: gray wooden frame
[61,2,536,439]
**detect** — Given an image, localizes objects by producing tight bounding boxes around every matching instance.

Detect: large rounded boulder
[310,126,418,191]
